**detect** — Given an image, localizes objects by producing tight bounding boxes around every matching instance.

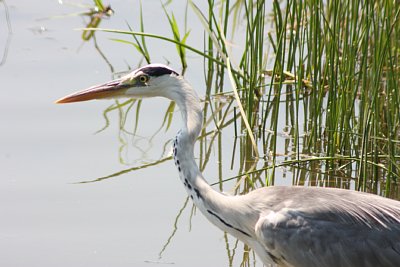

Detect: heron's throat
[173,80,203,141]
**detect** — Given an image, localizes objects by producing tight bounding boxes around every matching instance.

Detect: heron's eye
[138,75,149,83]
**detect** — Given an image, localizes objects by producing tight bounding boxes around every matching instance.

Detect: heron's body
[57,64,400,267]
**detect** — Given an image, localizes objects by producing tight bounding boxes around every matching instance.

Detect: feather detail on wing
[252,187,400,267]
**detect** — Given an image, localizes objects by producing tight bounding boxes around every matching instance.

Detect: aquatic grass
[191,1,270,194]
[80,0,114,41]
[0,0,12,66]
[252,0,400,197]
[110,3,150,63]
[162,3,191,72]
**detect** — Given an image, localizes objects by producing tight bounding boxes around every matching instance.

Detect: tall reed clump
[195,0,400,199]
[262,0,400,198]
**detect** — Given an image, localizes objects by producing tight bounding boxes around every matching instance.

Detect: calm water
[0,1,253,266]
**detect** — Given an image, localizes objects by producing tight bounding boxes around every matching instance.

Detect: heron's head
[55,64,182,104]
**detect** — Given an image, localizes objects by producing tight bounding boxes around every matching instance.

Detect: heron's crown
[135,63,179,77]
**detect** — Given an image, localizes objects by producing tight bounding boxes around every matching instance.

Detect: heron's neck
[170,79,254,241]
[171,79,205,188]
[172,80,203,142]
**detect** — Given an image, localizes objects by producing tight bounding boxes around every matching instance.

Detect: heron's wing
[254,207,400,267]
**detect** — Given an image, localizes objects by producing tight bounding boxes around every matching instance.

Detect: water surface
[0,1,244,266]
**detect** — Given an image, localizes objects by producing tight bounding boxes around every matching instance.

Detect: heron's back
[249,186,400,267]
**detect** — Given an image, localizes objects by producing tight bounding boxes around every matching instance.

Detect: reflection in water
[0,0,12,66]
[158,197,190,259]
[93,35,115,73]
[76,154,172,184]
[81,2,113,41]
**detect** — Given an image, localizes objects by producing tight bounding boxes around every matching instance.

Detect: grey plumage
[249,186,400,267]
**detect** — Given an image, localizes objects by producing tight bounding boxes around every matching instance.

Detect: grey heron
[56,64,400,267]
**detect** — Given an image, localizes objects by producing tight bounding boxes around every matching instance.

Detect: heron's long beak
[55,79,130,104]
